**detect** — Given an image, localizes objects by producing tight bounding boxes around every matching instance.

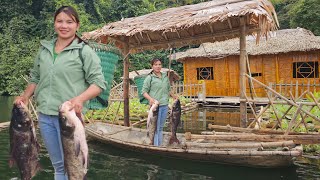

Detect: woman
[142,58,176,146]
[14,6,106,180]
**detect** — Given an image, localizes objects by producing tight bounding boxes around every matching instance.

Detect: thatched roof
[83,0,278,53]
[174,28,320,61]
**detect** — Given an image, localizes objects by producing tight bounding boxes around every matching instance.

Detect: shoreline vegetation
[85,96,198,127]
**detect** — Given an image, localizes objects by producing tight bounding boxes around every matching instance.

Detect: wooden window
[293,61,319,78]
[197,67,213,80]
[251,73,262,77]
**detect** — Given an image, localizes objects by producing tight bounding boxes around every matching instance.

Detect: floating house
[175,28,320,97]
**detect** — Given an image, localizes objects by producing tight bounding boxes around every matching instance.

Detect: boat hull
[85,122,302,168]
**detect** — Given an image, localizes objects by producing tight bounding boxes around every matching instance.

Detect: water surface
[1,96,319,179]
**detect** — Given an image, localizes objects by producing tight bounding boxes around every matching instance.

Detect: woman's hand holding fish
[170,92,178,100]
[14,96,28,106]
[69,96,84,118]
[14,83,37,106]
[149,98,155,106]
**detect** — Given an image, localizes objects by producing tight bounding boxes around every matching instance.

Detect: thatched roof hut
[83,0,278,126]
[83,0,278,53]
[175,28,320,61]
[173,28,320,98]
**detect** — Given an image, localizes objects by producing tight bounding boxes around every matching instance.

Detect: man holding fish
[142,58,180,146]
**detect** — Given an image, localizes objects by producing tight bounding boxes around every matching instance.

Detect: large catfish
[147,101,159,145]
[9,102,41,180]
[169,99,181,145]
[59,101,88,180]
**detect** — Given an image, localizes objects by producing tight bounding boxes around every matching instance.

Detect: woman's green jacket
[30,38,107,115]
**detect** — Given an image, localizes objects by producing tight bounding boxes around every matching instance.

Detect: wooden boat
[85,122,303,168]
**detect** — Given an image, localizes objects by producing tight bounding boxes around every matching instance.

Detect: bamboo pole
[295,80,299,99]
[245,100,318,106]
[131,119,147,126]
[293,106,314,132]
[290,81,293,96]
[185,140,296,149]
[289,92,308,131]
[239,16,247,128]
[247,98,274,128]
[308,92,320,110]
[28,99,38,121]
[208,124,319,135]
[245,74,320,122]
[185,132,320,144]
[285,104,303,135]
[244,94,260,129]
[122,41,130,127]
[275,105,293,128]
[266,92,283,130]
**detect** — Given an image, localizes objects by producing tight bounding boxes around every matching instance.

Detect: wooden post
[203,81,206,103]
[239,17,247,127]
[295,80,298,99]
[122,42,130,127]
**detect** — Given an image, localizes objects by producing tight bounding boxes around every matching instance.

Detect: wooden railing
[268,80,320,99]
[110,81,206,102]
[171,81,206,102]
[109,81,137,100]
[245,74,320,136]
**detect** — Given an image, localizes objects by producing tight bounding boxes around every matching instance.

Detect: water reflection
[0,96,14,122]
[88,141,300,180]
[1,99,320,179]
[180,107,254,133]
[0,128,303,180]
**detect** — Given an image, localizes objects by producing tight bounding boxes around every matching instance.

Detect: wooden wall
[182,51,320,97]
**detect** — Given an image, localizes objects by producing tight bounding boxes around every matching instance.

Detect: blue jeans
[153,105,168,146]
[38,113,68,180]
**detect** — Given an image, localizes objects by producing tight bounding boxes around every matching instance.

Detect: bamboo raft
[85,122,303,168]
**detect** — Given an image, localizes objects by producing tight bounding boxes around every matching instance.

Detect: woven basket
[87,43,121,109]
[133,74,149,104]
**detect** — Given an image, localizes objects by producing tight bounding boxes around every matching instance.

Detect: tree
[289,0,320,35]
[0,16,39,95]
[271,0,320,35]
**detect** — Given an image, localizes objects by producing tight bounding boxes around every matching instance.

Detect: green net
[134,74,149,104]
[87,43,121,109]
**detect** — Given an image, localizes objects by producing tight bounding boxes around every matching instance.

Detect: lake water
[0,96,319,179]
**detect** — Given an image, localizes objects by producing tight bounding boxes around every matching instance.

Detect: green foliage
[86,98,149,121]
[86,97,191,122]
[1,0,319,95]
[271,0,320,35]
[0,16,39,95]
[267,96,320,133]
[288,0,320,35]
[304,144,320,154]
